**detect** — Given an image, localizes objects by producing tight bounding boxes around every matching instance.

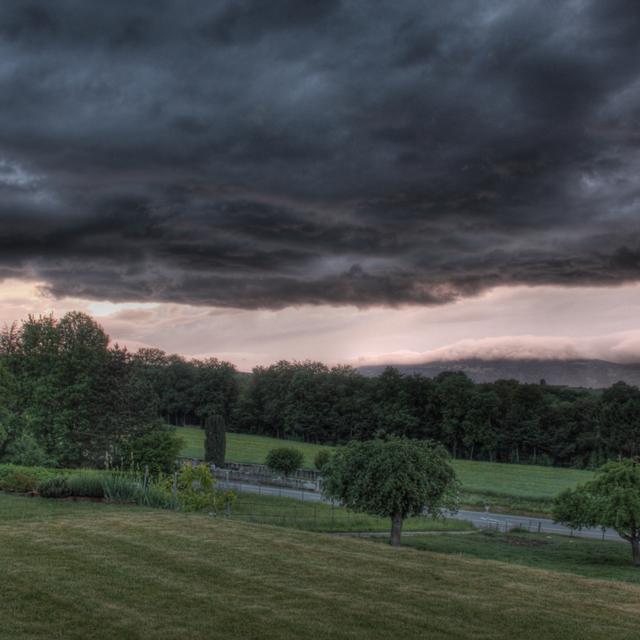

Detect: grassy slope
[2,493,640,640]
[179,427,328,468]
[178,427,593,505]
[402,530,640,586]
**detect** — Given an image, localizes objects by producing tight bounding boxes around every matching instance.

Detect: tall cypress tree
[204,414,226,466]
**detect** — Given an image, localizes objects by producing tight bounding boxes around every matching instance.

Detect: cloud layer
[1,1,640,308]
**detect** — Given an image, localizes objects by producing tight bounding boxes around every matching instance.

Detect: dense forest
[1,312,639,469]
[0,312,235,468]
[236,361,638,468]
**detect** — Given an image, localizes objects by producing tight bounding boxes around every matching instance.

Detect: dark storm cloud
[1,0,640,308]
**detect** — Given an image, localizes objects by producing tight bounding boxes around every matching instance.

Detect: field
[178,427,329,468]
[402,530,640,586]
[178,427,594,511]
[2,493,640,640]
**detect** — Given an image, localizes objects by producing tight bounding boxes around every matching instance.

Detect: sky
[1,1,640,369]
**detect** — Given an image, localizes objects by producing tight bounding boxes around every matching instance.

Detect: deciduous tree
[322,437,459,545]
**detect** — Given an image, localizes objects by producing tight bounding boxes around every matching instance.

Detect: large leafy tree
[553,460,640,565]
[322,437,459,545]
[1,312,165,467]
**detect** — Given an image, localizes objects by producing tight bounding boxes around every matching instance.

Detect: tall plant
[204,414,226,466]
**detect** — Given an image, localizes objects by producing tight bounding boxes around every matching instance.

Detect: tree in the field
[265,447,304,477]
[204,414,226,467]
[552,459,640,565]
[322,437,459,546]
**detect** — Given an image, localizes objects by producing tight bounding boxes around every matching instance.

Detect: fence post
[172,472,178,507]
[537,521,542,534]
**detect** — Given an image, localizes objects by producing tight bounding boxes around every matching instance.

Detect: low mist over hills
[358,359,640,389]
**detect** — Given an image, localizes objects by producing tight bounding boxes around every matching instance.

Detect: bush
[265,447,304,477]
[67,471,105,498]
[0,464,53,492]
[2,433,50,467]
[314,450,331,472]
[38,476,72,498]
[121,426,183,473]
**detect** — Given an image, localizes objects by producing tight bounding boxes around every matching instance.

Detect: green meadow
[2,493,639,640]
[178,427,593,512]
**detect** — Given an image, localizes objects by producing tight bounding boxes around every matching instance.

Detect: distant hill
[357,358,640,389]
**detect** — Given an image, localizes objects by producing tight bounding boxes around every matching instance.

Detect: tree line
[235,361,640,468]
[0,312,235,468]
[2,312,640,470]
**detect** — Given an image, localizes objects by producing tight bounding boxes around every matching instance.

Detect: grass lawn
[229,491,473,533]
[402,530,640,586]
[178,427,329,468]
[2,493,640,639]
[178,428,593,513]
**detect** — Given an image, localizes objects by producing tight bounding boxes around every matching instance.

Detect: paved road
[218,480,624,543]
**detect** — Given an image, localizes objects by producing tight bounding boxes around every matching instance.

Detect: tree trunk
[390,512,403,546]
[632,538,640,566]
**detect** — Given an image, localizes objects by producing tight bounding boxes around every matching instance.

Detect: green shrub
[159,464,234,513]
[38,476,71,498]
[67,472,105,498]
[265,447,304,477]
[2,434,50,467]
[0,464,53,492]
[121,426,183,473]
[314,450,331,472]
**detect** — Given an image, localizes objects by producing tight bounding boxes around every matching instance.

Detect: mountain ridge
[357,358,640,388]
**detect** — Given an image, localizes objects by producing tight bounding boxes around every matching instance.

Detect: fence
[474,516,611,541]
[212,464,321,492]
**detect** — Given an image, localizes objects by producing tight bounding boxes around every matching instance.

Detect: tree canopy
[322,437,459,545]
[552,460,640,565]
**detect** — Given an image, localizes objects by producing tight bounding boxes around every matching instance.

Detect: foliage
[132,350,240,428]
[0,312,166,468]
[38,476,72,498]
[265,447,304,477]
[313,449,331,472]
[0,471,42,493]
[204,414,226,466]
[6,309,640,474]
[136,482,176,509]
[2,431,50,466]
[101,471,140,503]
[322,437,459,545]
[168,464,223,512]
[121,425,183,473]
[67,471,105,498]
[0,464,54,492]
[235,360,640,468]
[553,459,640,565]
